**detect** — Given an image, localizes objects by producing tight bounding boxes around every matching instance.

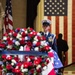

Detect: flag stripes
[4,0,13,33]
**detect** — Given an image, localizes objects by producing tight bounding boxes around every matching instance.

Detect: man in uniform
[42,19,58,53]
[41,19,63,75]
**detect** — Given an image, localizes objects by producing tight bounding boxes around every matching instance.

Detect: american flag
[3,0,13,33]
[43,0,75,65]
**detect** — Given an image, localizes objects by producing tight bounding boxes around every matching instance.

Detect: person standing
[41,19,58,53]
[41,19,63,75]
[57,33,69,74]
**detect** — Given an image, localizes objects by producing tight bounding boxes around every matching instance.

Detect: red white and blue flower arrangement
[0,27,53,75]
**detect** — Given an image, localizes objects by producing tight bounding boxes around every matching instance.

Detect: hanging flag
[43,0,75,65]
[4,0,13,33]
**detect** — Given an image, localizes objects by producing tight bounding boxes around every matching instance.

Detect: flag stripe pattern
[4,0,13,33]
[44,0,75,65]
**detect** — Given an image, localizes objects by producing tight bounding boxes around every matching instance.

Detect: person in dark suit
[57,33,69,64]
[41,19,58,53]
[57,33,69,74]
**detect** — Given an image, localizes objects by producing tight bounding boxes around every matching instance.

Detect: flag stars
[52,12,54,14]
[45,5,47,7]
[57,2,59,5]
[52,2,54,5]
[47,7,49,10]
[50,5,52,7]
[60,0,62,2]
[47,12,49,15]
[54,5,57,7]
[54,10,57,12]
[44,0,47,2]
[50,0,52,2]
[55,0,57,2]
[44,0,67,16]
[49,10,52,12]
[57,12,59,14]
[52,7,54,10]
[60,10,62,12]
[60,5,62,7]
[63,2,65,5]
[47,3,49,5]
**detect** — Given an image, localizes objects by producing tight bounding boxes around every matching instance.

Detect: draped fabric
[26,0,40,28]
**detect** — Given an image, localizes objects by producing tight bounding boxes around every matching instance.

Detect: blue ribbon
[0,50,48,56]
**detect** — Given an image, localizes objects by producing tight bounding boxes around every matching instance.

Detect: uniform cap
[42,19,51,26]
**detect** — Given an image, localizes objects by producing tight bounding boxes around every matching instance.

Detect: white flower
[42,66,47,70]
[7,45,12,49]
[37,32,41,36]
[25,30,28,34]
[36,65,41,70]
[25,36,28,40]
[11,62,15,66]
[15,66,19,69]
[21,65,24,69]
[21,68,28,72]
[15,41,20,46]
[33,41,37,46]
[11,59,16,64]
[34,47,39,51]
[9,32,12,36]
[27,57,31,62]
[16,33,22,39]
[34,36,38,41]
[3,36,7,40]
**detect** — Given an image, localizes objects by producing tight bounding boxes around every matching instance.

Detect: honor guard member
[42,19,58,53]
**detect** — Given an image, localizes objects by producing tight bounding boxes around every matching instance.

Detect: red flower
[15,68,20,73]
[36,68,41,73]
[13,32,17,37]
[20,38,25,45]
[36,42,41,46]
[32,32,37,36]
[41,63,46,67]
[2,54,7,59]
[22,32,26,37]
[43,45,50,51]
[37,36,41,40]
[8,40,13,45]
[48,52,54,57]
[27,41,32,47]
[0,65,3,70]
[6,56,12,60]
[14,56,20,62]
[28,34,33,38]
[34,59,40,65]
[23,62,29,68]
[6,64,12,70]
[17,62,22,67]
[0,43,6,48]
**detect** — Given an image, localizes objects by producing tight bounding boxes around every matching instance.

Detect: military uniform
[45,32,58,53]
[42,19,58,53]
[42,19,63,75]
